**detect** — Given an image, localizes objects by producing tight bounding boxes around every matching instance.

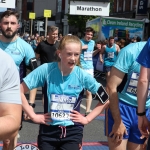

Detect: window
[57,0,62,13]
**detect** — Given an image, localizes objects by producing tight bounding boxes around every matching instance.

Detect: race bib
[126,72,150,96]
[107,52,114,58]
[50,94,76,121]
[14,144,39,150]
[84,52,92,61]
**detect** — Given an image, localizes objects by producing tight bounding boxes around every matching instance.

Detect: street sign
[0,0,15,8]
[69,1,110,16]
[29,13,36,19]
[43,10,51,37]
[137,0,148,14]
[62,18,68,22]
[44,10,51,18]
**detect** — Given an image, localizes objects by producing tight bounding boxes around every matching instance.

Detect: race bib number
[14,144,39,150]
[126,72,150,97]
[107,52,114,58]
[50,94,76,121]
[127,86,137,95]
[84,52,92,61]
[51,112,70,120]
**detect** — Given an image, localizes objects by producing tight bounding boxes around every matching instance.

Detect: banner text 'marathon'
[0,0,6,3]
[77,6,102,11]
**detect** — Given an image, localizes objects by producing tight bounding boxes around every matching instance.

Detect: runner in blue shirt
[105,42,150,150]
[20,35,109,150]
[72,41,150,150]
[137,38,150,149]
[101,36,120,82]
[80,27,95,116]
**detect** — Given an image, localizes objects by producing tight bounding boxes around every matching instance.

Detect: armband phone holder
[96,85,109,104]
[29,58,38,70]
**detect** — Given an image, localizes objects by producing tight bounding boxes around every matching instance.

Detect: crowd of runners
[0,10,150,150]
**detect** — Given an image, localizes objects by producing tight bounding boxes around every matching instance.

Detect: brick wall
[113,0,117,12]
[22,0,27,20]
[118,0,123,12]
[132,0,137,10]
[125,0,131,11]
[112,0,137,13]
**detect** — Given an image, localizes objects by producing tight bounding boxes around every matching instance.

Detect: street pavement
[0,74,109,150]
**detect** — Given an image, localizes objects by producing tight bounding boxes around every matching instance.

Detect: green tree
[110,0,114,13]
[67,14,98,32]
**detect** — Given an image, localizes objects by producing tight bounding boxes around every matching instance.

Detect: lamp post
[63,0,69,35]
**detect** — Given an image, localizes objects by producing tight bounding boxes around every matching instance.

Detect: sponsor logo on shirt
[68,85,80,89]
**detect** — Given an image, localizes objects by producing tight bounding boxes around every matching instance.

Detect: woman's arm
[20,82,50,125]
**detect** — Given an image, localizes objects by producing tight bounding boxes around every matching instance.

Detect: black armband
[96,85,109,104]
[136,109,146,116]
[29,103,36,108]
[29,58,38,71]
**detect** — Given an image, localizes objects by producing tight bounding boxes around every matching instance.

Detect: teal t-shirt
[23,62,100,126]
[113,42,150,108]
[0,37,35,70]
[80,39,95,69]
[104,44,117,67]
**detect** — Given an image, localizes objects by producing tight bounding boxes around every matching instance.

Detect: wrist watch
[29,103,36,108]
[136,109,146,116]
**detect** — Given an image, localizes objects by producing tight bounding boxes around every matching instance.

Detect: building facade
[111,0,138,18]
[110,0,150,39]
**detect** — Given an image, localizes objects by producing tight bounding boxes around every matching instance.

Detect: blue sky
[0,8,7,12]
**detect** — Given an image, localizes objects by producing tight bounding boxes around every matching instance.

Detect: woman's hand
[31,113,51,125]
[70,110,89,125]
[24,106,33,120]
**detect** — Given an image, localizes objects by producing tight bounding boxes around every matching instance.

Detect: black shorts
[38,124,83,150]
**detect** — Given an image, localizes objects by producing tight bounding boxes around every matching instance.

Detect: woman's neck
[58,62,73,76]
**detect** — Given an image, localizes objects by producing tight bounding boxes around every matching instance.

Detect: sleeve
[136,38,150,68]
[92,40,95,51]
[93,40,95,47]
[24,44,35,66]
[113,44,134,73]
[83,71,100,94]
[23,63,48,90]
[0,59,21,104]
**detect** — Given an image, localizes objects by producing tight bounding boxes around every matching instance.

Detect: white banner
[0,0,15,8]
[69,1,110,16]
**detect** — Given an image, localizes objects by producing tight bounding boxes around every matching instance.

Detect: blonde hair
[57,35,82,66]
[76,58,82,68]
[58,35,82,51]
